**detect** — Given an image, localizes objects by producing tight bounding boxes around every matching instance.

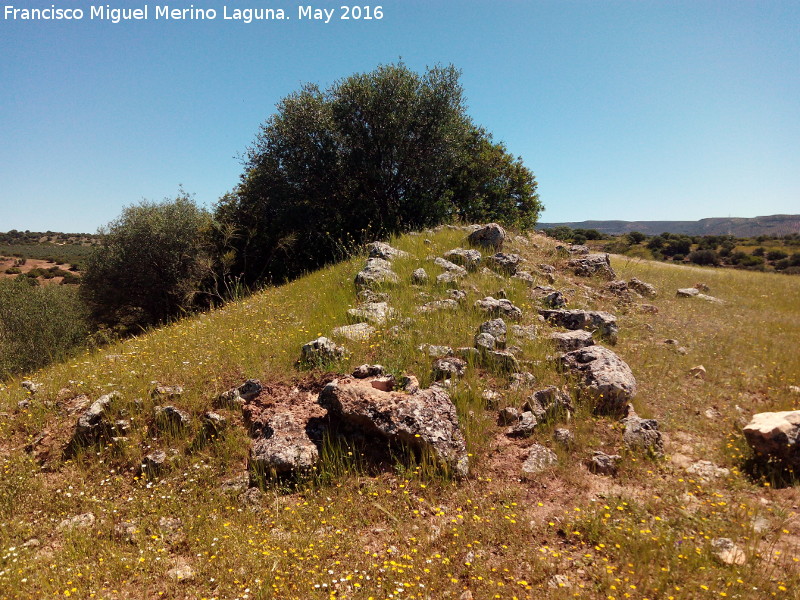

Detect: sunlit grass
[0,227,799,598]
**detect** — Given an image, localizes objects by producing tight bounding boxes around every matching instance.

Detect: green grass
[0,227,799,599]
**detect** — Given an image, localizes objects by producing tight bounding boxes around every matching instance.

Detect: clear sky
[1,0,798,232]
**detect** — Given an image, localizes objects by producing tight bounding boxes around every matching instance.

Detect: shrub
[81,193,213,331]
[688,249,719,266]
[766,250,789,261]
[0,278,89,379]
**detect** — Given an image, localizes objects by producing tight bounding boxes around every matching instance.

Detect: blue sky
[1,0,798,232]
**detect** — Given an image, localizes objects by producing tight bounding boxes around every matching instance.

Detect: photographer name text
[3,4,384,24]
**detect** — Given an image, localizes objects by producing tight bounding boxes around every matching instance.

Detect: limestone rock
[300,337,347,365]
[676,287,700,297]
[524,386,574,421]
[432,357,467,379]
[332,322,376,341]
[711,538,746,565]
[154,405,191,431]
[475,297,523,320]
[588,451,621,476]
[541,290,567,308]
[318,377,469,478]
[249,412,319,477]
[629,278,657,297]
[486,252,522,275]
[568,253,616,280]
[411,268,428,284]
[355,257,399,288]
[418,299,460,313]
[368,241,408,260]
[444,248,482,271]
[347,301,398,325]
[507,411,537,437]
[522,444,558,475]
[686,460,730,481]
[550,330,594,352]
[622,414,663,456]
[352,364,385,378]
[539,308,618,343]
[743,411,800,469]
[73,392,119,443]
[58,512,96,531]
[559,346,637,414]
[467,223,506,249]
[141,450,168,476]
[216,379,261,409]
[553,428,575,448]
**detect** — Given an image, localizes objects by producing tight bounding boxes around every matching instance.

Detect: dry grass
[1,226,799,599]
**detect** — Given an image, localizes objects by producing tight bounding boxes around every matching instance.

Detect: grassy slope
[1,227,799,599]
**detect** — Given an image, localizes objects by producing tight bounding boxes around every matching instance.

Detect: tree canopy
[81,193,213,331]
[215,62,542,284]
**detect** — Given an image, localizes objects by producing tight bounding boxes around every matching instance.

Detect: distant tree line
[542,226,800,273]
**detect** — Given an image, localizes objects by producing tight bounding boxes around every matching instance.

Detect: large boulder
[559,346,637,414]
[355,258,399,288]
[539,309,618,343]
[467,223,506,249]
[568,253,616,280]
[249,412,319,477]
[743,411,800,469]
[318,377,469,478]
[368,241,408,261]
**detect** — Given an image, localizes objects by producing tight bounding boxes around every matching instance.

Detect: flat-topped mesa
[318,376,469,478]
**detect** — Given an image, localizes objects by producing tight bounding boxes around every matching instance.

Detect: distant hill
[538,214,800,237]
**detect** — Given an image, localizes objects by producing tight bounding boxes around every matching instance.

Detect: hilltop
[539,214,800,237]
[1,224,799,599]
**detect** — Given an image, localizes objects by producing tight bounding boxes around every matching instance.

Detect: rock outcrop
[355,258,399,288]
[319,377,469,478]
[559,346,637,414]
[539,309,618,343]
[743,411,800,469]
[568,253,616,280]
[467,223,506,249]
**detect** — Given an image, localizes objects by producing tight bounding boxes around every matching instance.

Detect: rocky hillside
[539,214,800,237]
[1,224,799,599]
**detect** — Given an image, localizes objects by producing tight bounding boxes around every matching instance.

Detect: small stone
[481,389,502,409]
[522,444,558,475]
[498,406,520,425]
[711,538,746,565]
[588,451,621,476]
[141,450,168,476]
[352,364,385,378]
[432,357,467,379]
[553,428,575,448]
[167,564,196,581]
[690,365,707,378]
[411,268,429,284]
[347,301,398,325]
[58,512,96,531]
[444,248,482,271]
[399,375,420,393]
[677,287,700,297]
[507,411,537,437]
[332,322,376,341]
[151,384,183,400]
[154,405,191,430]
